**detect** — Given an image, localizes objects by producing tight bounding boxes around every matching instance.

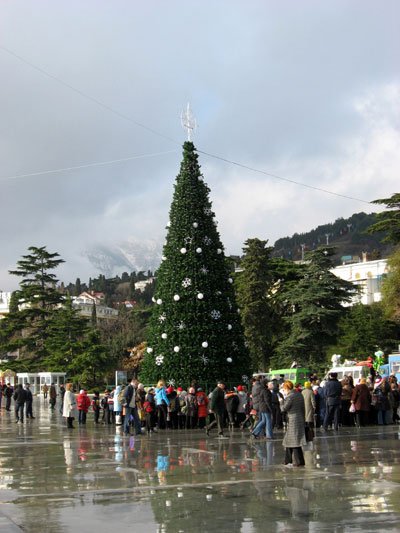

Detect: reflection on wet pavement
[0,399,399,532]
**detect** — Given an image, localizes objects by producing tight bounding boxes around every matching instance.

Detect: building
[331,258,388,305]
[0,291,12,319]
[134,278,155,292]
[72,291,118,319]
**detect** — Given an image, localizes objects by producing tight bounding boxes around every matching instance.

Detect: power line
[0,45,179,146]
[0,44,374,205]
[0,150,177,181]
[196,149,372,205]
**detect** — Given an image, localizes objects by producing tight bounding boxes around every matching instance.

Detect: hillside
[272,212,393,264]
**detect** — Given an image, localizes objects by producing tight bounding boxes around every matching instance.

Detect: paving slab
[0,399,399,532]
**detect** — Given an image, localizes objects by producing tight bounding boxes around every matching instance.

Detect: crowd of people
[1,371,399,465]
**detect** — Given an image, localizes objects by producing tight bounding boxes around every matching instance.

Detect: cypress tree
[140,142,248,385]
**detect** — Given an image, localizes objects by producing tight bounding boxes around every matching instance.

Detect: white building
[331,258,388,305]
[72,291,118,319]
[0,291,12,319]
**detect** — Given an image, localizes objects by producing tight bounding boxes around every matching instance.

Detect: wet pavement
[0,399,399,532]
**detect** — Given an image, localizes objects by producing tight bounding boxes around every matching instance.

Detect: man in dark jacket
[13,384,27,423]
[206,381,226,437]
[25,384,35,419]
[4,384,13,411]
[323,373,342,431]
[251,379,274,439]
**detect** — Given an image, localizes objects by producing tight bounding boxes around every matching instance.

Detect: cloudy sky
[1,1,399,290]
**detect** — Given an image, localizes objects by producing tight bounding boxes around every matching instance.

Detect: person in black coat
[13,384,27,423]
[206,381,226,437]
[25,384,35,419]
[323,373,342,431]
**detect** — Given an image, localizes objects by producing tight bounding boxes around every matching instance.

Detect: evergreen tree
[141,142,248,384]
[91,301,97,327]
[43,296,89,371]
[69,328,109,387]
[236,239,274,372]
[330,302,400,358]
[368,193,400,244]
[75,277,82,295]
[275,247,356,367]
[3,246,65,364]
[381,249,400,322]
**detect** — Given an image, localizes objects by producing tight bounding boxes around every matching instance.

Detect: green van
[253,368,311,386]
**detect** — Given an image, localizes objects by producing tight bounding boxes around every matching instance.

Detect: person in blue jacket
[155,380,170,429]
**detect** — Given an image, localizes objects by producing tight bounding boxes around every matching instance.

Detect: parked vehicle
[253,368,311,386]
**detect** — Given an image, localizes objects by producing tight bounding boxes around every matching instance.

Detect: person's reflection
[253,441,275,467]
[156,454,169,485]
[63,436,77,474]
[285,484,310,519]
[114,432,123,462]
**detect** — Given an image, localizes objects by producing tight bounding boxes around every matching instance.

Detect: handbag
[305,424,314,442]
[349,403,356,413]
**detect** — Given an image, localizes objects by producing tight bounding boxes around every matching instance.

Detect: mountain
[272,212,392,264]
[84,238,162,277]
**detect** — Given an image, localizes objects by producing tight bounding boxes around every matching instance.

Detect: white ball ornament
[227,324,232,330]
[174,346,180,353]
[152,297,156,303]
[180,247,187,254]
[193,222,198,228]
[202,341,208,348]
[156,299,163,305]
[217,249,222,254]
[196,247,202,253]
[161,333,168,340]
[227,357,233,363]
[197,293,204,300]
[162,255,167,261]
[173,294,180,301]
[146,347,153,353]
[228,278,233,284]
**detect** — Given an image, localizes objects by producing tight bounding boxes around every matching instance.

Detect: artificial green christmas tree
[140,142,249,385]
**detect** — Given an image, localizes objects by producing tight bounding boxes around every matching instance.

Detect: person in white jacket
[62,383,77,429]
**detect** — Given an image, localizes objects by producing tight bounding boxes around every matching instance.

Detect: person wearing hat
[205,381,226,437]
[24,383,35,419]
[322,373,342,432]
[77,389,91,425]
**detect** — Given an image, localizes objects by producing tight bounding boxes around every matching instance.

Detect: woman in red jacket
[77,390,91,425]
[196,388,209,429]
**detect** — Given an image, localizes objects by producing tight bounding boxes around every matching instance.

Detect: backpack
[143,400,153,413]
[117,387,127,405]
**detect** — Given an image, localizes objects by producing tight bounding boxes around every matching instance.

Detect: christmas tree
[140,141,249,385]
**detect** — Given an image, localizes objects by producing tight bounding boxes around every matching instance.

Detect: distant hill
[272,212,393,264]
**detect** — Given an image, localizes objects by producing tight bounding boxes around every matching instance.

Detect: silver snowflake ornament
[200,266,209,275]
[167,379,175,387]
[203,236,212,245]
[201,355,209,365]
[204,207,212,215]
[155,355,164,366]
[184,236,193,245]
[241,375,249,383]
[158,313,167,323]
[210,309,221,320]
[182,277,192,288]
[177,321,186,330]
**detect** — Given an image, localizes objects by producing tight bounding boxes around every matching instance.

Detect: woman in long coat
[281,381,307,467]
[351,377,371,427]
[62,383,77,429]
[301,382,316,426]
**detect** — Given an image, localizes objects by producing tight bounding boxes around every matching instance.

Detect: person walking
[206,381,226,437]
[42,383,49,400]
[14,384,27,424]
[251,379,273,439]
[25,383,35,419]
[92,391,101,424]
[63,383,77,429]
[77,389,91,425]
[281,381,307,467]
[59,384,66,414]
[323,373,342,431]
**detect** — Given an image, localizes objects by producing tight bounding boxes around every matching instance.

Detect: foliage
[368,193,400,244]
[235,238,275,371]
[381,249,400,322]
[141,142,249,384]
[1,246,65,365]
[274,247,356,367]
[329,303,400,359]
[68,328,109,387]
